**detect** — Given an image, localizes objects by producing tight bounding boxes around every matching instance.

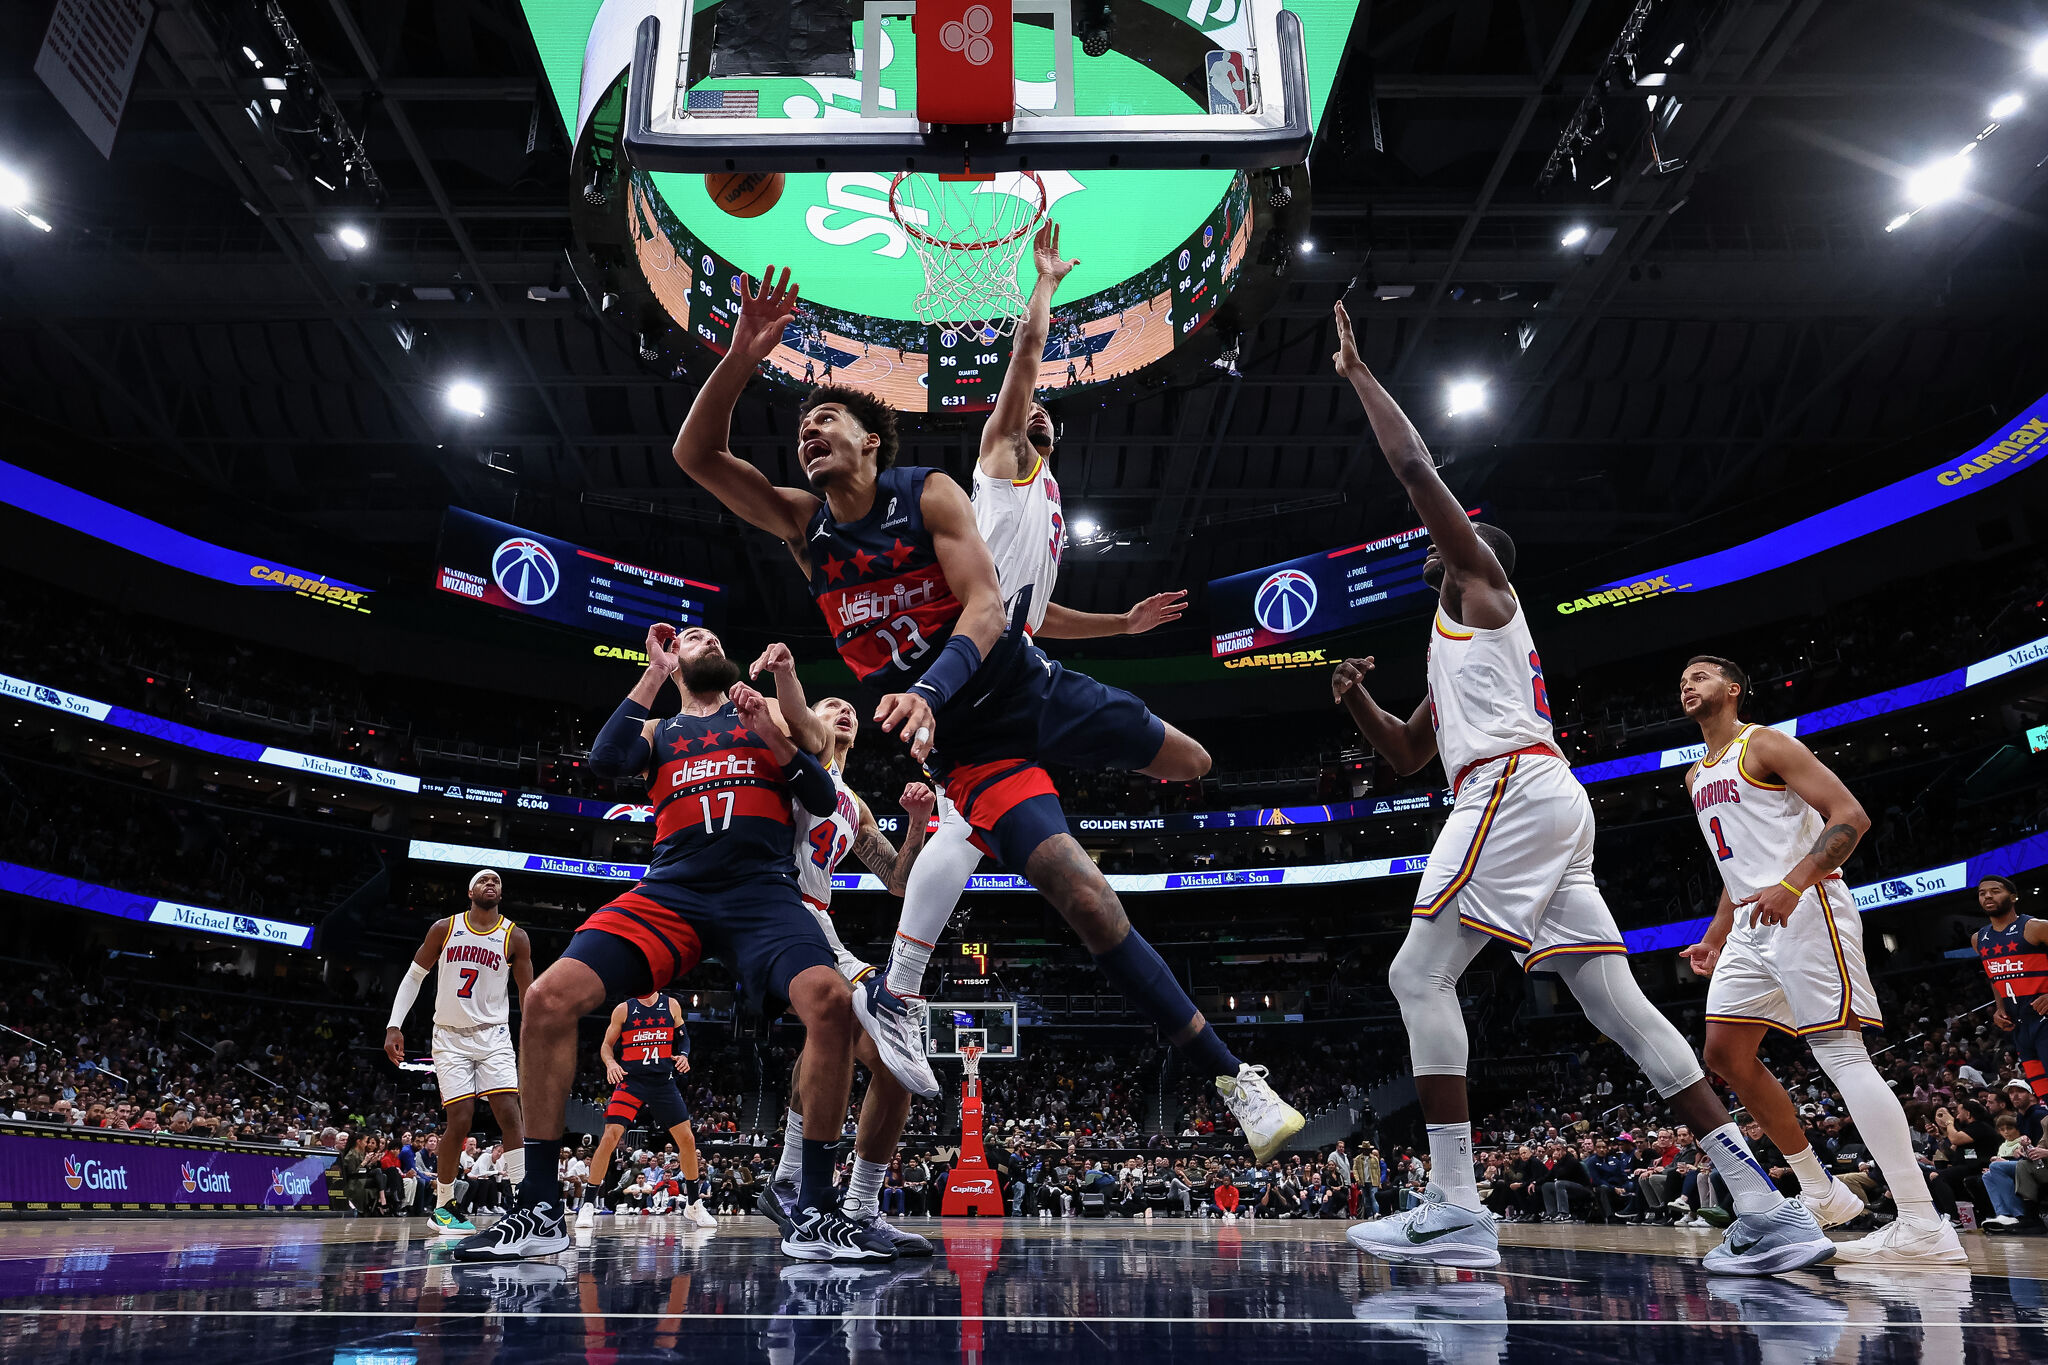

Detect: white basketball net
[889,171,1048,334]
[960,1044,985,1079]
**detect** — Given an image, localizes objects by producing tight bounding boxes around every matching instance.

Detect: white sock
[885,802,977,997]
[1785,1145,1829,1193]
[845,1156,889,1216]
[436,1181,455,1208]
[1807,1029,1937,1222]
[1703,1123,1784,1216]
[500,1149,525,1185]
[775,1109,804,1186]
[1426,1122,1482,1212]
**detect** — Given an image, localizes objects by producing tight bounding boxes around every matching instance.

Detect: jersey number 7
[455,967,479,998]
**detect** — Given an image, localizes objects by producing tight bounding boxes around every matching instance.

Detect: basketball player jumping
[575,987,719,1230]
[455,625,886,1264]
[1325,301,1831,1275]
[385,869,533,1235]
[854,223,1189,1100]
[672,260,1303,1163]
[1677,656,1964,1263]
[1976,876,2048,1095]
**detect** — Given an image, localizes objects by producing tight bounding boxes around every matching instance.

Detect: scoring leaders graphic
[1208,517,1466,657]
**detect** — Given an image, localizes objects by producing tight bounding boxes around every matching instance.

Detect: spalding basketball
[705,171,785,218]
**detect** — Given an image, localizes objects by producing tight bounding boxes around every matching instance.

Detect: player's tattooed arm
[1331,657,1438,776]
[852,786,937,896]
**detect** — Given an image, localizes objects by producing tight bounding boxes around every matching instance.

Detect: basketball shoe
[683,1198,719,1230]
[1798,1174,1866,1229]
[851,977,940,1099]
[1346,1185,1501,1269]
[782,1204,899,1262]
[1215,1064,1305,1163]
[430,1204,475,1236]
[452,1200,571,1262]
[1701,1199,1835,1275]
[1828,1213,1966,1264]
[844,1205,933,1257]
[758,1177,800,1237]
[1704,1275,1847,1362]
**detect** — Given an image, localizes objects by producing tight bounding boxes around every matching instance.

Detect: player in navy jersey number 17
[455,624,889,1264]
[671,263,1304,1163]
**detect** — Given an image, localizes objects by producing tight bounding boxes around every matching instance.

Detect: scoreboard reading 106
[927,325,1012,413]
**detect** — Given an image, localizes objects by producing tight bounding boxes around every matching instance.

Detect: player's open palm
[1034,222,1079,286]
[733,266,800,364]
[1124,590,1186,634]
[1332,657,1375,703]
[1331,301,1365,376]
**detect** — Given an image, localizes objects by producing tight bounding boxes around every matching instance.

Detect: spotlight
[638,332,660,362]
[600,291,620,314]
[0,166,29,211]
[1990,92,2023,121]
[1265,169,1294,209]
[1446,378,1487,416]
[2033,38,2048,75]
[446,381,487,417]
[1299,237,1314,252]
[1560,224,1590,248]
[241,45,264,69]
[1076,0,1115,57]
[1884,213,1912,233]
[336,224,368,251]
[1905,149,1970,207]
[1071,518,1099,540]
[582,166,610,207]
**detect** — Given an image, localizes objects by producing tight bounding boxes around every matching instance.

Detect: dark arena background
[7,0,2048,1361]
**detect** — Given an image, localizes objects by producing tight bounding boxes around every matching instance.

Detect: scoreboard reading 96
[927,324,1013,413]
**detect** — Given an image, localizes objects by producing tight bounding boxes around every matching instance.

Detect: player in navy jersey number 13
[455,624,887,1264]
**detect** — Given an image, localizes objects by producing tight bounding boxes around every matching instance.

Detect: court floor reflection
[1,1216,2045,1364]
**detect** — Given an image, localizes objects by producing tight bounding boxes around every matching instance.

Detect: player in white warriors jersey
[1324,300,1830,1276]
[745,643,940,1256]
[385,869,535,1234]
[857,222,1197,1102]
[1678,656,1964,1263]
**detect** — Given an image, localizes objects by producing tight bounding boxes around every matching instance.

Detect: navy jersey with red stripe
[645,702,800,888]
[805,466,965,686]
[1978,914,2048,1001]
[619,993,687,1079]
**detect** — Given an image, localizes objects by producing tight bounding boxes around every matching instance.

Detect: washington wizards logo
[1254,569,1318,635]
[603,804,655,822]
[491,537,560,606]
[62,1155,83,1191]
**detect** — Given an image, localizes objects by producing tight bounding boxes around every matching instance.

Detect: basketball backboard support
[617,0,1311,173]
[925,1002,1019,1059]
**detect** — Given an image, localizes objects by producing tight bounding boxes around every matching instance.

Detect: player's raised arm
[981,223,1077,478]
[850,784,937,897]
[672,266,821,548]
[1037,590,1187,640]
[600,1000,629,1087]
[873,473,1008,762]
[1735,729,1871,927]
[1331,303,1513,624]
[749,641,830,756]
[384,917,454,1064]
[1330,656,1437,776]
[588,624,679,779]
[733,681,838,816]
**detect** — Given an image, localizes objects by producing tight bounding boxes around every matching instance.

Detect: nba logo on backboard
[1206,51,1248,114]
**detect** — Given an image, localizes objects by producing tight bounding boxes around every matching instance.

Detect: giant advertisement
[0,1124,334,1210]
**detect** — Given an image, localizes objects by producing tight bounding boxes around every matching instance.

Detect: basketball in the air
[705,171,785,217]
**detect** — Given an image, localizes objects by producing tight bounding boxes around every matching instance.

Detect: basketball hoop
[960,1043,985,1080]
[889,170,1047,333]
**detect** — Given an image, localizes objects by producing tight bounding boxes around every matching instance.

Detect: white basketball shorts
[1411,750,1628,970]
[433,1022,519,1105]
[1705,880,1882,1035]
[807,903,874,985]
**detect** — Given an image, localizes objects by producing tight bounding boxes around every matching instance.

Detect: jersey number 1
[1707,816,1734,861]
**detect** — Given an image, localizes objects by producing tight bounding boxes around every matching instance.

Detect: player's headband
[470,870,498,892]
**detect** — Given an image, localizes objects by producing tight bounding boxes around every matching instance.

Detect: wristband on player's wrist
[1777,878,1804,897]
[909,633,983,709]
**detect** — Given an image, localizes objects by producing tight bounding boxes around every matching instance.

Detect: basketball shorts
[1704,879,1882,1036]
[930,645,1167,871]
[604,1075,691,1131]
[804,902,876,985]
[570,875,835,1012]
[2011,1007,2048,1096]
[1411,751,1628,970]
[432,1022,518,1105]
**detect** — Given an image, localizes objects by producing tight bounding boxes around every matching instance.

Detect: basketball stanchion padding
[915,1,1016,126]
[940,1044,1005,1215]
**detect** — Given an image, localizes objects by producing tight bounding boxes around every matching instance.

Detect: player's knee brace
[1389,922,1471,1077]
[1550,953,1702,1098]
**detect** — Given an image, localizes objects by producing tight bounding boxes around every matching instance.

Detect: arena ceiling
[3,0,2047,651]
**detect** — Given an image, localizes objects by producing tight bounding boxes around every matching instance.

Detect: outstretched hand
[750,641,796,682]
[1331,657,1375,704]
[1034,222,1079,287]
[732,266,800,364]
[1123,590,1186,634]
[875,692,936,762]
[900,781,937,825]
[1332,301,1365,377]
[645,623,681,675]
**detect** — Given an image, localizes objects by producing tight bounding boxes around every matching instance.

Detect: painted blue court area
[3,1217,2047,1363]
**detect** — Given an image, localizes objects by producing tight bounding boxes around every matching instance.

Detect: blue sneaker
[1346,1184,1500,1269]
[758,1176,799,1237]
[1702,1199,1836,1276]
[851,976,940,1099]
[846,1206,933,1257]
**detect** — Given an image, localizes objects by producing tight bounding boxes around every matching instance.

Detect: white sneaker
[1800,1175,1866,1229]
[851,976,941,1099]
[1702,1199,1835,1276]
[1829,1214,1967,1264]
[1215,1064,1305,1163]
[574,1203,596,1231]
[1345,1184,1501,1269]
[683,1199,719,1230]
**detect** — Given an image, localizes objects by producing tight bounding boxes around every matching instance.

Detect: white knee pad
[1550,952,1703,1098]
[1805,1029,1871,1075]
[1390,912,1486,1077]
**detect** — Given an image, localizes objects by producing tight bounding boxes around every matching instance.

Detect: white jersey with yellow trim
[972,452,1062,635]
[1689,723,1827,907]
[1423,596,1560,787]
[795,764,862,913]
[434,911,515,1029]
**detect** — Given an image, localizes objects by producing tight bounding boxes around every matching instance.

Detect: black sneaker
[452,1201,570,1262]
[757,1177,798,1238]
[845,1206,934,1257]
[782,1204,897,1262]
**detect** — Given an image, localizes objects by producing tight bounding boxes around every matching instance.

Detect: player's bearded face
[1026,407,1054,450]
[681,650,742,694]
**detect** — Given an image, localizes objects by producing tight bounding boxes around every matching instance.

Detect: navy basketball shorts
[604,1075,691,1131]
[567,875,836,1013]
[2015,1005,2048,1098]
[931,646,1167,872]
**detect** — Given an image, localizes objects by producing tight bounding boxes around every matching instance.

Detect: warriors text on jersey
[644,702,801,888]
[1690,724,1830,904]
[805,466,965,686]
[972,453,1062,636]
[435,911,514,1029]
[1424,598,1561,790]
[796,765,861,913]
[619,993,688,1079]
[1977,916,2048,1002]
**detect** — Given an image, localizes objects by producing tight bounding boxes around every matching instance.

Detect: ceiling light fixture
[1446,379,1487,416]
[336,224,368,251]
[1905,148,1971,207]
[447,381,487,417]
[1560,225,1590,248]
[1990,92,2024,121]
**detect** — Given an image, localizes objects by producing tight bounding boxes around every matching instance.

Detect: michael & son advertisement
[0,1124,335,1211]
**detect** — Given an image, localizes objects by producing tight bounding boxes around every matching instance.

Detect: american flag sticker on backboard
[686,89,761,118]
